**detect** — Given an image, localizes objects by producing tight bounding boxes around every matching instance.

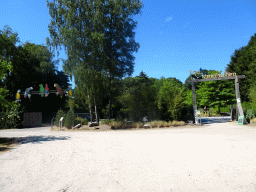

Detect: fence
[74,113,90,119]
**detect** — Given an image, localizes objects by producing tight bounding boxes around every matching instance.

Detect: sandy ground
[1,122,256,192]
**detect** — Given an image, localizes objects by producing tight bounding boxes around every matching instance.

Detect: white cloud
[165,16,173,22]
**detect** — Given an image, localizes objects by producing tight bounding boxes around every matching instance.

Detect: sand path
[0,122,256,192]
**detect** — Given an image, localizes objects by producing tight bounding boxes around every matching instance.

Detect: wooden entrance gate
[186,72,247,125]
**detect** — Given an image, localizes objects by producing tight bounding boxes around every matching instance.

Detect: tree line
[1,0,256,128]
[0,26,71,128]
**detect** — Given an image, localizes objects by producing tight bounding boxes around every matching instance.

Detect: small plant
[163,121,169,127]
[54,109,66,127]
[250,117,256,124]
[0,103,24,129]
[74,117,88,126]
[101,119,114,125]
[157,120,165,127]
[135,122,144,128]
[110,121,123,129]
[246,109,255,123]
[172,120,179,126]
[149,121,158,128]
[178,121,186,126]
[64,109,76,129]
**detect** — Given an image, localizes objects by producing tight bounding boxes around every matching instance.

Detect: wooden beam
[186,75,245,83]
[191,80,198,125]
[235,76,248,124]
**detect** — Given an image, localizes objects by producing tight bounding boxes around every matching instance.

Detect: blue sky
[1,0,256,89]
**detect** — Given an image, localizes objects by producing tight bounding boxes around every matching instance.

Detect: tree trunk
[87,88,93,123]
[94,96,98,125]
[108,75,112,120]
[230,105,233,121]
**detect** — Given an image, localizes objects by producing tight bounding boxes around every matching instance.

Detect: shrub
[171,120,179,126]
[81,118,88,125]
[246,109,255,123]
[54,109,66,127]
[251,117,256,124]
[64,109,76,129]
[0,103,23,129]
[110,121,123,129]
[149,121,158,128]
[101,119,114,125]
[135,122,144,128]
[157,120,165,127]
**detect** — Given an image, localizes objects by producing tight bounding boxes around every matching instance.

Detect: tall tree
[156,77,185,121]
[119,71,159,121]
[195,70,236,113]
[225,33,256,102]
[47,0,143,120]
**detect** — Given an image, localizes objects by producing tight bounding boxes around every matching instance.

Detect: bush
[64,109,76,129]
[100,119,114,125]
[54,109,66,127]
[246,109,255,123]
[135,122,144,128]
[0,103,24,129]
[74,117,88,126]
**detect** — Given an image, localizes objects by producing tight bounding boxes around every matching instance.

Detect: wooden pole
[230,105,233,121]
[235,76,248,124]
[191,80,198,125]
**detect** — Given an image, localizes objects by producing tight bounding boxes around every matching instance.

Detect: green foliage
[156,78,185,121]
[195,70,236,113]
[119,72,159,122]
[47,0,143,119]
[64,108,76,128]
[248,83,256,112]
[0,103,24,129]
[73,116,88,126]
[54,109,66,127]
[0,60,14,111]
[100,119,114,125]
[225,33,256,102]
[245,109,255,123]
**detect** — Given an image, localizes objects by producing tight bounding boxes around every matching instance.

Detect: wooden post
[230,105,233,121]
[192,80,198,125]
[235,76,248,124]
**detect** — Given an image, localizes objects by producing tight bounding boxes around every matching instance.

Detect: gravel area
[1,122,256,192]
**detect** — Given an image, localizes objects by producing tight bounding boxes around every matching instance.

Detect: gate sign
[237,115,244,125]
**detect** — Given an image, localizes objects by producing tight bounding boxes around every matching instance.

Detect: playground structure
[186,68,247,125]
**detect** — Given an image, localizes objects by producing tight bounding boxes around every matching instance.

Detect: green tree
[64,108,76,128]
[0,60,15,111]
[118,71,159,121]
[156,77,185,121]
[225,33,256,102]
[195,70,236,114]
[46,0,143,120]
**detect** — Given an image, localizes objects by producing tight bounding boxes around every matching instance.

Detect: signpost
[59,117,64,131]
[186,70,247,125]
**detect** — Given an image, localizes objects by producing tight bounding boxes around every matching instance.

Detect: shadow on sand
[0,136,70,154]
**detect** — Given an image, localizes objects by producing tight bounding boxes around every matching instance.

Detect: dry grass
[50,120,193,132]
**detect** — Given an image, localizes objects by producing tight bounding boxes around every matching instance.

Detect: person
[204,106,207,114]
